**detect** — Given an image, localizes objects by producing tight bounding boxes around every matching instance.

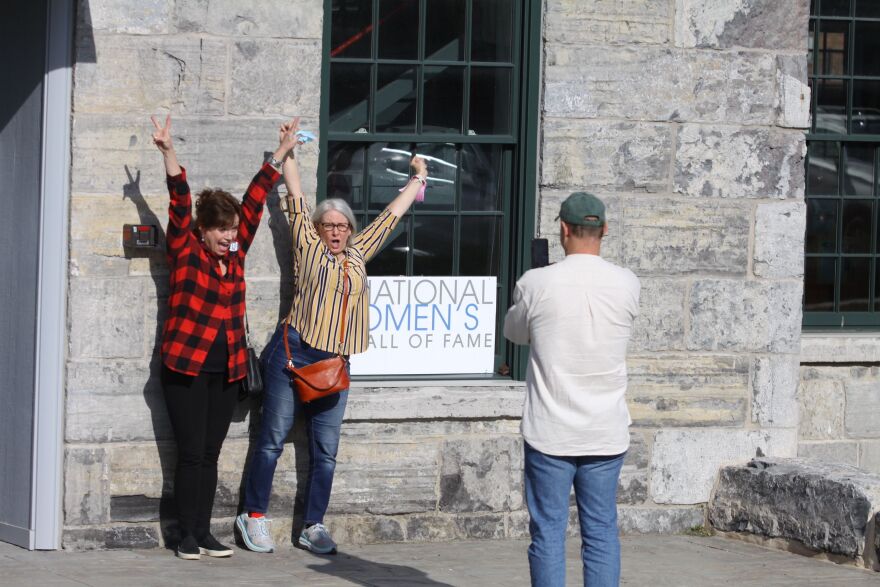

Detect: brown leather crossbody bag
[283,258,350,403]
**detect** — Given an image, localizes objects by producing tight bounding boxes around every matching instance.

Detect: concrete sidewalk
[1,535,877,586]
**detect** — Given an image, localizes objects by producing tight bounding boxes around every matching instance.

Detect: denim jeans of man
[524,442,626,587]
[243,322,348,524]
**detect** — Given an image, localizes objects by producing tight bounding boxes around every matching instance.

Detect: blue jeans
[242,323,348,524]
[524,442,626,587]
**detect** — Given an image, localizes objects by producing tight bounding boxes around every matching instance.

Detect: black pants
[162,366,239,540]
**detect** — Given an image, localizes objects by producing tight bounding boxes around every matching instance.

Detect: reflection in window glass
[425,0,466,61]
[413,216,454,275]
[461,144,503,211]
[472,0,513,62]
[415,142,457,212]
[423,66,464,134]
[327,143,366,207]
[820,0,850,16]
[854,21,880,76]
[807,142,840,195]
[460,217,502,276]
[367,214,408,276]
[843,144,874,195]
[378,0,418,60]
[804,257,837,311]
[367,142,412,210]
[841,199,873,253]
[806,199,839,254]
[329,63,371,132]
[852,80,880,135]
[814,78,848,134]
[840,257,870,311]
[818,20,849,76]
[330,0,372,58]
[469,67,512,135]
[376,66,417,133]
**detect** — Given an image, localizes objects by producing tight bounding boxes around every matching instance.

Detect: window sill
[345,381,526,421]
[800,332,880,363]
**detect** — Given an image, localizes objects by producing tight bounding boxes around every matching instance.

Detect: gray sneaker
[235,513,275,553]
[298,523,337,554]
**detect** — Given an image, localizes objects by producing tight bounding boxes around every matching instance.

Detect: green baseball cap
[556,191,606,227]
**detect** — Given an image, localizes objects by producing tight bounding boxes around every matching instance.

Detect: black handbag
[240,313,263,398]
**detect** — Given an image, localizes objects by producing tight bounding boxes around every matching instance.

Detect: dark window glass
[820,0,851,16]
[804,257,837,311]
[327,142,366,207]
[818,20,849,76]
[810,0,817,15]
[378,0,418,60]
[375,65,417,133]
[367,214,408,275]
[367,142,412,210]
[329,63,371,132]
[472,0,513,62]
[843,144,874,195]
[460,216,502,275]
[814,78,848,134]
[330,0,372,58]
[840,256,870,310]
[469,67,512,135]
[807,141,840,195]
[857,0,880,17]
[461,144,503,210]
[425,0,466,61]
[423,66,464,134]
[413,216,454,275]
[806,199,839,253]
[854,21,880,76]
[852,80,880,135]
[808,19,815,77]
[876,259,880,310]
[841,199,873,253]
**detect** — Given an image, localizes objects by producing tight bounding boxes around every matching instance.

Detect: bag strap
[284,257,349,372]
[243,311,252,346]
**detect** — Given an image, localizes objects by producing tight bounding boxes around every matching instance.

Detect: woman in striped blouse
[236,119,428,555]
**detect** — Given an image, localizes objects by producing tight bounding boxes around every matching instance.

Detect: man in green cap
[504,191,640,587]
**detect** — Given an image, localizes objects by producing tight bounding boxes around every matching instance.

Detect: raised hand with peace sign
[150,114,181,176]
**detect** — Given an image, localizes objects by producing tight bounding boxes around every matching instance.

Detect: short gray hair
[312,198,358,245]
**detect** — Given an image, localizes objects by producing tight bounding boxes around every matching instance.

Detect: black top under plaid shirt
[161,163,280,381]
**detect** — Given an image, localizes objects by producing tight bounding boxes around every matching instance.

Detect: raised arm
[152,115,190,257]
[236,120,299,253]
[387,156,427,217]
[280,118,321,248]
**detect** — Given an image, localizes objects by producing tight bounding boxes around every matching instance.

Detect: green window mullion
[846,19,854,133]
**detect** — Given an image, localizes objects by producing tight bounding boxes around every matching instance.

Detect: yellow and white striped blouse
[284,196,400,355]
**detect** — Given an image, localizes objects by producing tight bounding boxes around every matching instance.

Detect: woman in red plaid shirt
[151,115,297,561]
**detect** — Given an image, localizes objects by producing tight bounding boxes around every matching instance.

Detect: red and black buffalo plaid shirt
[161,163,279,381]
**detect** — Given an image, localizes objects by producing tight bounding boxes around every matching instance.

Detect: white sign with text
[350,276,497,375]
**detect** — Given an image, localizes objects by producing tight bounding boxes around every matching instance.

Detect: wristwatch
[269,156,283,170]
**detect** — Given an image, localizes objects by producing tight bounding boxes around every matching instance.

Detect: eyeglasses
[319,222,351,233]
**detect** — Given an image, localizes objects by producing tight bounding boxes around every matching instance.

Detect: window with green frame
[319,0,540,376]
[805,0,880,328]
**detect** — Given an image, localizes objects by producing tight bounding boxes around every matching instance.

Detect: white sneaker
[235,513,275,553]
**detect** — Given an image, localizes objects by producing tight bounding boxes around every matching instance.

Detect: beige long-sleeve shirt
[504,254,640,456]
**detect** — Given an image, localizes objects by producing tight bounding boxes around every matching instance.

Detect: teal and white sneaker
[298,523,337,554]
[235,513,275,553]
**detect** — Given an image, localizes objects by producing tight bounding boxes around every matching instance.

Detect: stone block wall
[541,0,809,509]
[63,0,810,548]
[797,336,880,472]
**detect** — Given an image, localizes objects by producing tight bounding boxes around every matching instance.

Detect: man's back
[504,253,640,456]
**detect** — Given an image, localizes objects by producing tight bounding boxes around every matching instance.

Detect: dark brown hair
[194,189,241,230]
[565,222,604,240]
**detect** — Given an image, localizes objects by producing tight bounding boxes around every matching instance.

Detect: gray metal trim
[0,523,33,550]
[31,0,73,551]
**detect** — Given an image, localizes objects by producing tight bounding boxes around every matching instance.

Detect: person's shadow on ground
[302,551,456,587]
